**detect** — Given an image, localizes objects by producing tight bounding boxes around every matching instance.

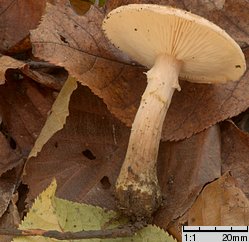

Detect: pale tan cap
[103,4,246,83]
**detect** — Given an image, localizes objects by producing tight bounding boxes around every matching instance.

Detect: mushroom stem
[116,54,182,218]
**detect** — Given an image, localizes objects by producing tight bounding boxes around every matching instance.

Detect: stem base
[116,180,162,219]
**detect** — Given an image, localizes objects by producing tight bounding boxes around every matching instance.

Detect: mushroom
[102,4,246,218]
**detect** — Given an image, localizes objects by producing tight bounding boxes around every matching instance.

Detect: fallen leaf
[0,132,22,176]
[166,213,188,242]
[0,56,25,85]
[0,167,23,219]
[0,202,20,242]
[13,180,177,242]
[31,1,249,141]
[0,72,55,155]
[155,124,221,228]
[162,71,249,141]
[188,173,249,225]
[233,109,249,132]
[15,180,61,239]
[23,82,222,229]
[0,0,46,53]
[0,175,16,219]
[23,84,130,209]
[70,0,92,15]
[29,76,77,158]
[21,64,66,91]
[221,120,249,198]
[0,55,65,90]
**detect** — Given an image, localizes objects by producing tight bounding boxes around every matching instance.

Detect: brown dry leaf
[31,1,249,141]
[221,120,249,198]
[0,201,20,242]
[0,167,22,219]
[0,56,25,85]
[21,64,65,91]
[0,0,47,53]
[162,72,249,141]
[23,84,130,209]
[154,125,221,228]
[0,55,64,90]
[31,1,145,127]
[70,0,92,15]
[0,132,22,176]
[188,173,249,225]
[0,72,54,155]
[23,83,221,226]
[167,213,188,242]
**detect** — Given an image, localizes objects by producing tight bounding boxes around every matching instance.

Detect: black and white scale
[182,226,249,242]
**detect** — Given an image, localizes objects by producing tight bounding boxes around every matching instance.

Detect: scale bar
[183,226,248,233]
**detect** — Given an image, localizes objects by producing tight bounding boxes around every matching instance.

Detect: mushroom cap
[102,4,246,84]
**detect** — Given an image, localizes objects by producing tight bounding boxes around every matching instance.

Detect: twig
[27,61,59,69]
[0,222,145,240]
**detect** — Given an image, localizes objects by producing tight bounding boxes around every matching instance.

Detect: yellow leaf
[28,76,77,158]
[13,180,60,242]
[13,180,177,242]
